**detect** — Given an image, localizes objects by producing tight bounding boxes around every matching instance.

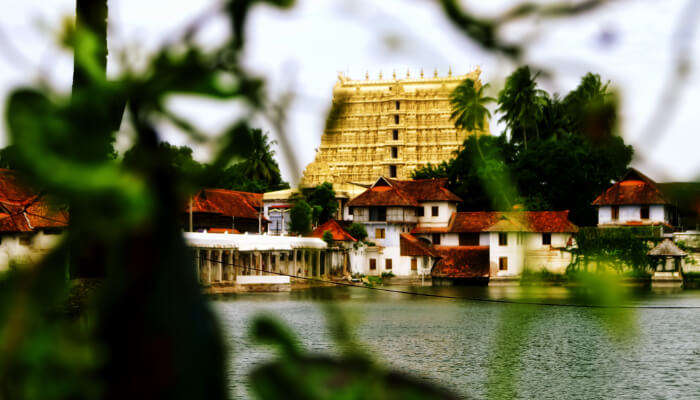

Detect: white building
[0,169,68,271]
[593,169,673,228]
[346,177,461,277]
[412,211,578,276]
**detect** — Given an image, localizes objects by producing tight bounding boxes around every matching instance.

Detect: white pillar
[267,252,272,274]
[316,250,321,278]
[217,250,223,282]
[228,251,235,281]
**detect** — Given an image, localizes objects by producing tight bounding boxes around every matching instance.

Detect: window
[375,228,385,239]
[459,233,480,246]
[385,259,393,270]
[393,129,399,140]
[640,205,650,219]
[431,206,439,217]
[19,236,31,246]
[369,258,377,270]
[415,207,424,217]
[391,147,398,158]
[411,258,418,271]
[395,101,401,110]
[432,233,441,245]
[394,115,400,124]
[542,233,552,245]
[389,165,397,178]
[498,233,508,246]
[349,207,354,215]
[370,207,386,221]
[499,257,508,271]
[611,206,619,221]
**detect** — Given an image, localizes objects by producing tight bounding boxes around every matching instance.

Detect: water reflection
[215,286,700,399]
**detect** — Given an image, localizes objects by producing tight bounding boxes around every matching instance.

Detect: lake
[213,285,700,399]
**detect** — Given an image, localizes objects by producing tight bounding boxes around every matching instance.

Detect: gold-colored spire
[392,70,397,79]
[448,66,452,77]
[420,68,424,78]
[434,68,438,78]
[379,70,383,79]
[365,71,369,80]
[406,68,410,78]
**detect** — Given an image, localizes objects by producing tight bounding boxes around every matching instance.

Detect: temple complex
[300,67,489,187]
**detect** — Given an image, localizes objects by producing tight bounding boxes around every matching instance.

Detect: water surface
[214,285,700,399]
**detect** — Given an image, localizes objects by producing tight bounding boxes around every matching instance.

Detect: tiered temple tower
[300,67,489,187]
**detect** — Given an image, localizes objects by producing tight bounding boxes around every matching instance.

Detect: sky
[0,0,699,184]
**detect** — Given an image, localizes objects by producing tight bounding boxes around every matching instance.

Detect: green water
[214,285,700,399]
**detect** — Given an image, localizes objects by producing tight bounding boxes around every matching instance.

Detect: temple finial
[365,71,369,80]
[406,68,410,78]
[392,69,397,80]
[420,68,424,78]
[448,66,452,77]
[433,68,438,78]
[379,70,383,79]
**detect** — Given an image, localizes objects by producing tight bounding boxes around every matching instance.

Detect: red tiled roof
[447,211,578,233]
[0,169,68,233]
[592,169,670,206]
[187,188,265,221]
[431,246,490,279]
[400,233,438,257]
[311,219,357,242]
[347,177,461,207]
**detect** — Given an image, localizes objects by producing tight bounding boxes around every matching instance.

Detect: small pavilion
[648,238,687,287]
[183,232,327,289]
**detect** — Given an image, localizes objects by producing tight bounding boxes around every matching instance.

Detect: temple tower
[300,67,489,187]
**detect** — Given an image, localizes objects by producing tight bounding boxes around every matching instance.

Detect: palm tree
[242,129,282,183]
[450,78,495,132]
[497,66,547,149]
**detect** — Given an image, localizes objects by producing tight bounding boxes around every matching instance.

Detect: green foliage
[450,78,494,132]
[322,230,334,247]
[568,227,660,272]
[414,69,634,224]
[305,182,338,225]
[497,66,547,148]
[122,134,289,194]
[520,268,568,285]
[381,271,395,278]
[348,223,368,242]
[289,200,313,235]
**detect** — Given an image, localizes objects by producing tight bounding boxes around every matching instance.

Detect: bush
[322,230,334,247]
[348,223,368,241]
[289,200,313,235]
[381,271,395,278]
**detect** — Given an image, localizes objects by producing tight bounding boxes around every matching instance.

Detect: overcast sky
[1,0,699,184]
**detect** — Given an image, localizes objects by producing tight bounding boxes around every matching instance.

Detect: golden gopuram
[300,67,489,187]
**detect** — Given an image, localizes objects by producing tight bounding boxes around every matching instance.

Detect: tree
[289,200,313,235]
[322,230,334,247]
[450,78,495,132]
[305,182,338,225]
[497,66,547,148]
[348,223,368,242]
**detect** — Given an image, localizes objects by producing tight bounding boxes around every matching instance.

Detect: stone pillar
[267,252,272,274]
[234,250,238,282]
[227,251,234,281]
[316,250,321,278]
[256,252,262,275]
[216,250,223,282]
[232,251,239,281]
[205,249,211,284]
[293,249,298,276]
[194,248,201,283]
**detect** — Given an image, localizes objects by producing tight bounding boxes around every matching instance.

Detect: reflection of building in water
[300,67,489,187]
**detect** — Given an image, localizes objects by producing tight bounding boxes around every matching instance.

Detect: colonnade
[193,247,329,285]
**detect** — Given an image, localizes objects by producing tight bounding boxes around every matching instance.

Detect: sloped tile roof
[447,211,578,233]
[348,177,461,207]
[188,188,264,220]
[311,219,357,242]
[431,246,490,278]
[399,233,438,257]
[648,238,686,257]
[593,168,670,206]
[0,169,68,233]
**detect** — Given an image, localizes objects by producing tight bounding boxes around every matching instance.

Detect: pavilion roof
[648,238,687,257]
[593,169,670,206]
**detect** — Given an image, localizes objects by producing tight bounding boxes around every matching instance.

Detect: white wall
[416,202,456,227]
[349,244,432,277]
[598,205,667,226]
[0,231,64,271]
